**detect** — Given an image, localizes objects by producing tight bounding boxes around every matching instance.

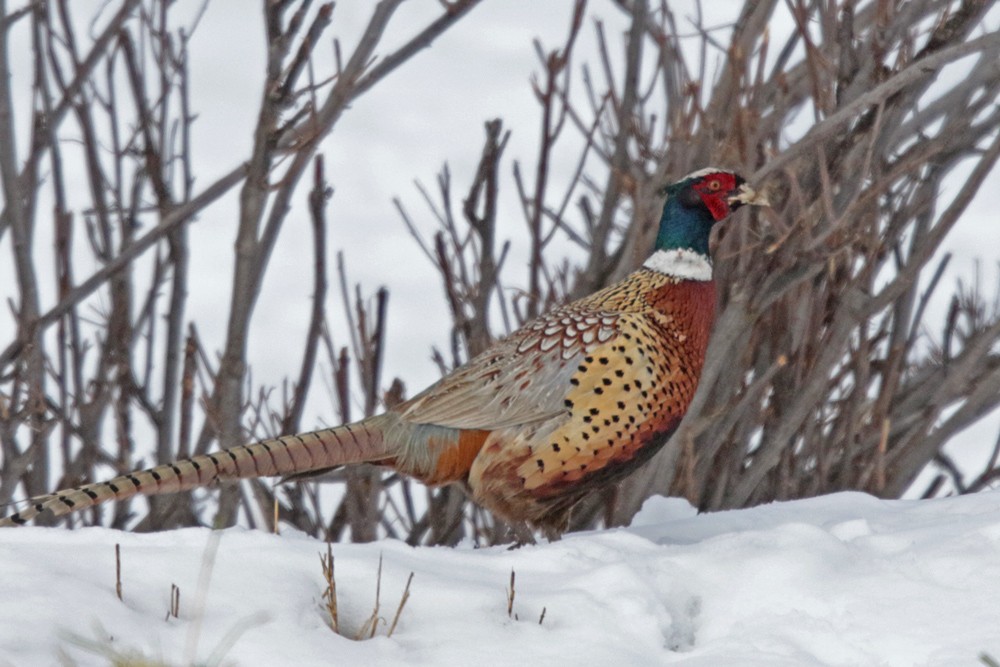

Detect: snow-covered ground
[3,491,1000,666]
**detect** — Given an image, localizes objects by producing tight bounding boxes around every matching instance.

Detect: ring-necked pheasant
[0,168,766,537]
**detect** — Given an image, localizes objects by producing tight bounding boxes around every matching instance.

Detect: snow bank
[3,491,1000,666]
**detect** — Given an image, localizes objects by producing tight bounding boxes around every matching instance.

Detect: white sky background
[0,0,998,498]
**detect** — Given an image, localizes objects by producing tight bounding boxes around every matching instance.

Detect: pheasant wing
[400,309,621,430]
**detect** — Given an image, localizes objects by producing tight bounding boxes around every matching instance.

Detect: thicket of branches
[1,0,999,544]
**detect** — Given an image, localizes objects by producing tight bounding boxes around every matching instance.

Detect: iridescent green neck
[655,192,716,257]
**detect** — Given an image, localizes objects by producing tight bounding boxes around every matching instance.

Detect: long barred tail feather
[0,416,396,528]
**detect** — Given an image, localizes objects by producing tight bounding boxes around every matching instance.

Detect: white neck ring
[642,249,713,281]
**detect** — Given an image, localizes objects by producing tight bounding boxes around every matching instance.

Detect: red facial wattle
[693,172,739,221]
[700,194,730,221]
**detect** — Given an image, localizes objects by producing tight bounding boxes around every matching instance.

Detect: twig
[166,583,180,621]
[386,572,414,638]
[357,553,384,639]
[282,154,330,434]
[506,569,516,619]
[114,544,123,601]
[320,542,339,633]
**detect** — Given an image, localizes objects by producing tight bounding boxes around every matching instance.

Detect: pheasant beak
[729,182,769,207]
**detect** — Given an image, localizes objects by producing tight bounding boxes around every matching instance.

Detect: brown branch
[283,155,331,434]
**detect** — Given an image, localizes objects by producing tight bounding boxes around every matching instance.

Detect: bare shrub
[1,1,999,543]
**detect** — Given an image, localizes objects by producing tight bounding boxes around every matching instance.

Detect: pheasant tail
[0,414,400,527]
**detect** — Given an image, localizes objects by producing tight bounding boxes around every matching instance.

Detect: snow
[4,491,1000,665]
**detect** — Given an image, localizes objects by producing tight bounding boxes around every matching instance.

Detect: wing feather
[399,309,621,430]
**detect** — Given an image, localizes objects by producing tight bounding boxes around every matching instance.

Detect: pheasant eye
[707,179,722,191]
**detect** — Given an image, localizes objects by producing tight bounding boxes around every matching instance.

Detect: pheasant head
[655,168,767,258]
